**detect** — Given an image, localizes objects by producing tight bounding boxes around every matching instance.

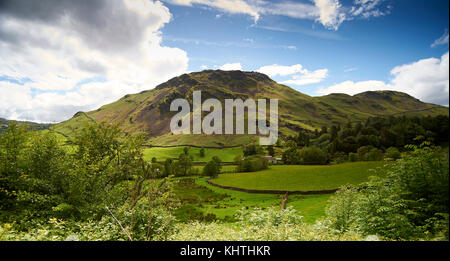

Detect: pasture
[212,162,385,191]
[143,146,243,162]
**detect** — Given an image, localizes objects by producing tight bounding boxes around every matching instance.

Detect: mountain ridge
[50,70,449,147]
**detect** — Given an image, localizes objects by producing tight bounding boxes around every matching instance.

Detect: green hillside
[50,70,449,146]
[0,118,52,133]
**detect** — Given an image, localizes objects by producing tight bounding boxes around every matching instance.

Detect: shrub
[202,157,222,178]
[243,144,264,156]
[199,148,205,157]
[299,146,327,165]
[236,156,268,172]
[327,145,449,240]
[357,146,373,161]
[348,152,359,162]
[282,141,301,165]
[384,147,401,160]
[175,153,193,177]
[365,148,383,161]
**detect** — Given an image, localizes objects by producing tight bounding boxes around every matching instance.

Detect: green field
[172,162,384,224]
[173,177,331,224]
[144,146,243,162]
[213,162,385,191]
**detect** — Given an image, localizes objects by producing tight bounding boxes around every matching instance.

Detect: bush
[326,145,449,240]
[199,148,205,157]
[243,144,264,156]
[299,146,327,165]
[384,147,401,160]
[357,146,373,161]
[282,141,301,165]
[175,153,193,177]
[202,157,222,178]
[330,151,347,164]
[365,148,383,161]
[348,152,359,162]
[236,156,268,172]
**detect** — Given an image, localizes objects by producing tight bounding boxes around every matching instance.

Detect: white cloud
[257,64,328,86]
[200,65,208,70]
[281,69,329,86]
[431,29,449,48]
[165,0,260,22]
[317,80,388,95]
[165,0,389,30]
[312,0,346,31]
[318,52,450,106]
[350,0,391,19]
[0,0,189,122]
[255,0,318,20]
[219,63,243,71]
[258,64,307,77]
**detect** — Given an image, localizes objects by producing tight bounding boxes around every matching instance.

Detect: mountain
[51,70,449,147]
[0,118,53,133]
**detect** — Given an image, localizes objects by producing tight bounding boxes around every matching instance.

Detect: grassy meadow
[171,162,385,224]
[172,177,332,224]
[212,162,385,191]
[143,146,243,162]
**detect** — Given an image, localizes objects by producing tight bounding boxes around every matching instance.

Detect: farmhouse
[263,156,282,164]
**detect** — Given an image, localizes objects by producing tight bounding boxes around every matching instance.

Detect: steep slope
[51,70,449,146]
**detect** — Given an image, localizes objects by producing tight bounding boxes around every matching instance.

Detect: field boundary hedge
[206,179,338,195]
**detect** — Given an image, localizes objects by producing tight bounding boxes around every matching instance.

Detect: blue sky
[0,0,448,123]
[160,0,449,96]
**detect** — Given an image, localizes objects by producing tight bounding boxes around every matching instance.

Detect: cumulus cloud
[431,29,449,48]
[219,63,243,71]
[281,69,329,86]
[318,52,449,106]
[312,0,346,31]
[258,64,307,77]
[257,64,328,86]
[317,80,388,95]
[0,0,189,122]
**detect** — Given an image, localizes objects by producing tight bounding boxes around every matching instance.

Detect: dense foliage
[326,144,449,240]
[0,116,448,241]
[234,155,269,172]
[0,122,179,240]
[282,115,449,164]
[202,156,222,178]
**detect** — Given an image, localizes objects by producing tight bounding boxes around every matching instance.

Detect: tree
[236,156,268,172]
[203,156,222,178]
[299,146,327,165]
[282,140,301,165]
[243,144,264,156]
[176,153,193,176]
[327,145,449,240]
[199,148,205,157]
[384,147,401,160]
[163,159,175,177]
[348,152,358,162]
[266,145,275,156]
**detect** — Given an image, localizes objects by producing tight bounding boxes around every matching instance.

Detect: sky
[0,0,448,123]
